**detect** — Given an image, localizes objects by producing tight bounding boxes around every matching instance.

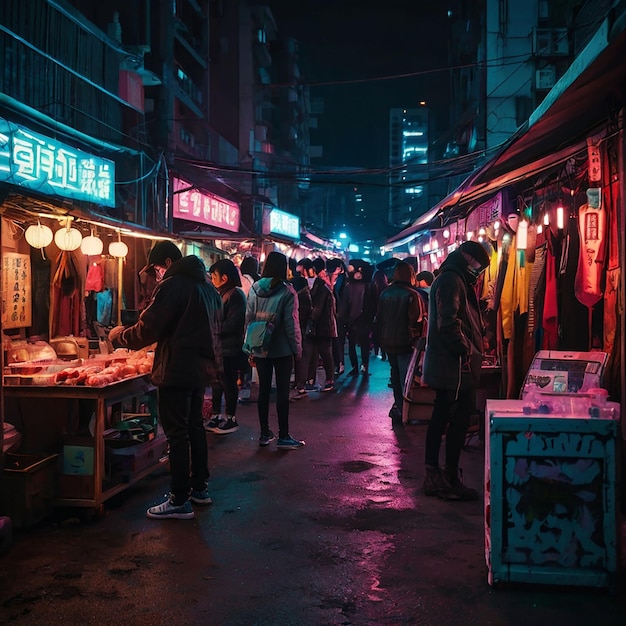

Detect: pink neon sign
[172,177,240,233]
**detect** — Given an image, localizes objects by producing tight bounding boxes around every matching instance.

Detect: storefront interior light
[54,220,83,251]
[556,205,564,230]
[543,212,550,226]
[80,229,103,256]
[516,220,528,250]
[25,222,53,249]
[443,229,450,239]
[109,232,128,258]
[466,231,474,240]
[493,220,500,231]
[537,224,543,234]
[479,227,486,236]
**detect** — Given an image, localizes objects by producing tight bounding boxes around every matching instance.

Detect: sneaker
[334,363,345,376]
[277,436,305,450]
[322,381,334,392]
[304,382,319,391]
[214,416,239,435]
[359,365,369,375]
[444,467,479,501]
[190,487,212,505]
[422,466,461,500]
[259,430,276,446]
[238,388,251,403]
[146,496,195,519]
[204,414,224,432]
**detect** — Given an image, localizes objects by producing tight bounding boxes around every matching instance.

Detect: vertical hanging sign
[2,253,32,329]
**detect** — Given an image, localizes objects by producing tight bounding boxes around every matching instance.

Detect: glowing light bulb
[557,206,564,230]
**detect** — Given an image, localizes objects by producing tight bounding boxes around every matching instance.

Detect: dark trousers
[425,387,476,470]
[158,386,209,504]
[255,355,293,439]
[347,326,370,370]
[211,352,246,416]
[332,322,347,367]
[297,336,334,386]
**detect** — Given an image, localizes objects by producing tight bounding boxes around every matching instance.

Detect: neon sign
[266,208,300,240]
[172,177,240,233]
[0,119,115,207]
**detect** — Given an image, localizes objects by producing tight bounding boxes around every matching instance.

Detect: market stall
[485,350,620,588]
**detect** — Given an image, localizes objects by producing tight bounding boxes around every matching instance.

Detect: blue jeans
[255,355,294,440]
[158,386,209,504]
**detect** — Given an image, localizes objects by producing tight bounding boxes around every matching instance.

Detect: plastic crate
[2,453,58,529]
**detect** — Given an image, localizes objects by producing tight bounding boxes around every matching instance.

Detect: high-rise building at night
[388,106,430,228]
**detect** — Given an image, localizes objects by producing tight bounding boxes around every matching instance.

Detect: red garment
[542,231,559,349]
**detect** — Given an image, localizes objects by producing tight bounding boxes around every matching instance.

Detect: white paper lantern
[80,234,104,256]
[54,226,83,251]
[25,223,53,249]
[109,240,128,258]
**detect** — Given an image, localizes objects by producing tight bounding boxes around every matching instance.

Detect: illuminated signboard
[266,208,300,240]
[172,177,240,233]
[0,119,115,207]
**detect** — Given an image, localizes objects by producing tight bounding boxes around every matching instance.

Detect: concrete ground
[1,355,625,625]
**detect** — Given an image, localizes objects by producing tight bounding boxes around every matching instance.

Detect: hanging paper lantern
[54,226,83,251]
[109,239,128,258]
[80,234,104,256]
[25,223,53,249]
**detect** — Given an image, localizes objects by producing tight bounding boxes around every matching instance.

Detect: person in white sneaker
[109,241,223,519]
[246,252,305,449]
[207,259,246,435]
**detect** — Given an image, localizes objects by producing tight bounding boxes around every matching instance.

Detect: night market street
[1,356,625,626]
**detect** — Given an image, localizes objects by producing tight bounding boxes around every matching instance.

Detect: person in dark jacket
[205,258,246,435]
[327,258,348,376]
[109,240,223,520]
[247,251,304,449]
[375,261,424,423]
[341,259,378,376]
[294,257,337,394]
[421,241,490,501]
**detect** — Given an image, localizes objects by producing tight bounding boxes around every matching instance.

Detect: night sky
[266,0,451,170]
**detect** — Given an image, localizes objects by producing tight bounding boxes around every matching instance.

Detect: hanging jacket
[246,278,302,359]
[117,255,223,388]
[422,249,484,391]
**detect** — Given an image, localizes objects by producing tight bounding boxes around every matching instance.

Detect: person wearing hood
[421,241,490,501]
[109,240,223,519]
[246,251,304,449]
[205,258,247,435]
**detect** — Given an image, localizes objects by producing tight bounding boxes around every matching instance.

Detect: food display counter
[485,350,620,589]
[2,348,167,519]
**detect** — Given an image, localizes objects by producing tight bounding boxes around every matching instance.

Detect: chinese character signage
[172,177,240,233]
[0,119,115,207]
[2,253,32,329]
[265,208,300,240]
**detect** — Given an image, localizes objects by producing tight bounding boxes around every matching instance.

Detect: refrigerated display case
[485,351,620,589]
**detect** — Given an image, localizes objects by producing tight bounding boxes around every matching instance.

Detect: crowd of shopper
[112,242,491,518]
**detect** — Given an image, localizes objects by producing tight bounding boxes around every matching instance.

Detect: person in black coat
[206,258,247,435]
[109,240,223,520]
[375,261,424,422]
[421,241,490,501]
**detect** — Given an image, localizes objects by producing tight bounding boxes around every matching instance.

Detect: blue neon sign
[0,119,115,207]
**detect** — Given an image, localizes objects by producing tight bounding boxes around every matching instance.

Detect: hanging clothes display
[50,251,81,338]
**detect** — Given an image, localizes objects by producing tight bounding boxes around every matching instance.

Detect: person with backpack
[245,251,304,449]
[375,261,425,423]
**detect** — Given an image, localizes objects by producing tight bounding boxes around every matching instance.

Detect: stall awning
[387,14,626,243]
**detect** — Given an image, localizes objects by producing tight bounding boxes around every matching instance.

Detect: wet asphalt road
[1,356,625,625]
